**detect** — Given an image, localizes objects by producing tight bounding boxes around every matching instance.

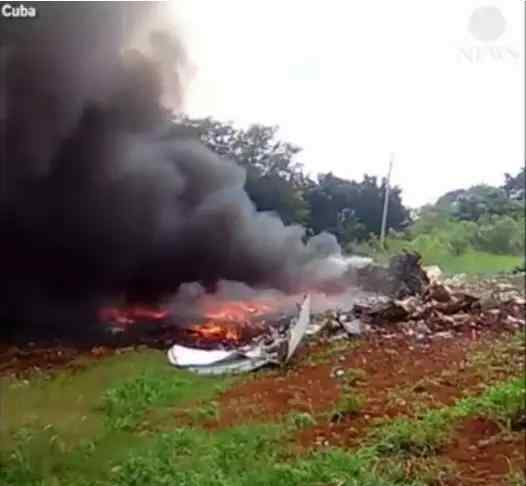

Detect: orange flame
[188,300,272,344]
[99,298,274,345]
[188,321,244,341]
[200,300,272,322]
[98,305,168,325]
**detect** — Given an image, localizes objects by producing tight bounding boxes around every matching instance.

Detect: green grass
[329,394,365,424]
[377,240,523,274]
[285,411,317,430]
[370,376,525,457]
[0,426,427,486]
[7,375,519,486]
[427,251,523,275]
[1,350,233,443]
[0,350,234,483]
[0,341,524,486]
[103,371,229,430]
[506,469,526,486]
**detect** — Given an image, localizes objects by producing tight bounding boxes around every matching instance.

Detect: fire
[200,300,272,322]
[188,300,273,344]
[98,305,169,326]
[98,298,275,346]
[188,322,244,341]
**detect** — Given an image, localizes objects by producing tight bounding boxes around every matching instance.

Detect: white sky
[162,0,524,208]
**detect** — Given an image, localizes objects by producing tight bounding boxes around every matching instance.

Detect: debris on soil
[311,274,525,344]
[1,252,524,377]
[166,295,311,374]
[423,265,442,282]
[353,251,430,299]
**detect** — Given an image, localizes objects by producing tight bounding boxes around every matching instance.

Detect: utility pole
[380,153,394,248]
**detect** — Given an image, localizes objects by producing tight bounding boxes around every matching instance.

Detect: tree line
[174,117,409,245]
[174,116,524,257]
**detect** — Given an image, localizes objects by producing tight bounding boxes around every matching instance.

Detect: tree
[503,167,525,200]
[452,185,522,221]
[474,215,524,255]
[173,117,311,225]
[173,117,411,245]
[305,173,410,243]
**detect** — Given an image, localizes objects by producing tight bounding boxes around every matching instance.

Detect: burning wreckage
[167,295,312,375]
[166,251,524,374]
[2,251,524,377]
[97,251,524,376]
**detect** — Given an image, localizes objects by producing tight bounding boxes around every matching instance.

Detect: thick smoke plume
[1,3,344,332]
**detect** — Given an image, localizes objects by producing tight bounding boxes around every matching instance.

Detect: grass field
[423,251,522,275]
[1,330,524,486]
[374,241,523,275]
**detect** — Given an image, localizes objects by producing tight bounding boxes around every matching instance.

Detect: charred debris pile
[1,252,524,376]
[316,253,525,343]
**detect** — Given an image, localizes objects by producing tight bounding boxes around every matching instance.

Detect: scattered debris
[167,344,272,375]
[167,295,311,374]
[2,253,524,377]
[353,251,430,298]
[424,265,443,282]
[308,266,524,345]
[286,294,311,361]
[344,280,525,340]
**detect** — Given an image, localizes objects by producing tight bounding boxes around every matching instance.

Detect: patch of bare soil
[441,417,525,485]
[214,329,518,443]
[0,343,127,377]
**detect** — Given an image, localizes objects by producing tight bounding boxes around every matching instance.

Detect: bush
[474,215,524,255]
[447,221,477,256]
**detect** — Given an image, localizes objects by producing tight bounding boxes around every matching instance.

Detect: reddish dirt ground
[2,317,523,485]
[212,328,524,485]
[216,330,516,440]
[441,417,525,485]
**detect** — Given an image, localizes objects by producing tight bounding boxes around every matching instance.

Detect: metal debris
[286,294,311,362]
[354,251,430,299]
[167,295,311,374]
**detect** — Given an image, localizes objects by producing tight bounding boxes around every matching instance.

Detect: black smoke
[0,3,344,333]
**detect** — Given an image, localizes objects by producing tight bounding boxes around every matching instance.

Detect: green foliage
[474,215,525,255]
[503,167,525,200]
[0,350,234,485]
[456,377,525,428]
[506,469,526,486]
[330,394,364,423]
[436,185,524,222]
[176,117,311,226]
[285,412,317,430]
[0,341,523,486]
[306,173,410,243]
[447,221,477,256]
[175,117,525,256]
[83,428,419,486]
[373,412,450,457]
[103,368,232,430]
[103,373,190,430]
[187,401,220,424]
[377,197,524,270]
[175,117,411,245]
[0,351,173,450]
[371,376,525,459]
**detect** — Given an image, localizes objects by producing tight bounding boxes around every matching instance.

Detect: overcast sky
[159,0,524,208]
